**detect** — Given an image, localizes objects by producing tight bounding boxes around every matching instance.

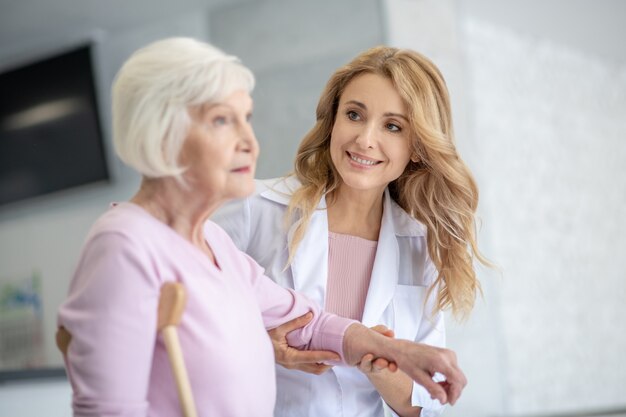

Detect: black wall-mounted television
[0,44,109,207]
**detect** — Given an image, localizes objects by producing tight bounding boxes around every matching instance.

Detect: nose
[237,121,259,156]
[354,123,376,149]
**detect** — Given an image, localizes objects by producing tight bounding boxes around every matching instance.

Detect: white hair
[112,37,255,178]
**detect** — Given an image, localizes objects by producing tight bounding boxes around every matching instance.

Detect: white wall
[461,18,626,416]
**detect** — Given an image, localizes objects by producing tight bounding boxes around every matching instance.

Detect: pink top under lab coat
[57,202,355,417]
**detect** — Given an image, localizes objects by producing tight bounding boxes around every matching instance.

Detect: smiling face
[178,89,259,203]
[329,72,413,197]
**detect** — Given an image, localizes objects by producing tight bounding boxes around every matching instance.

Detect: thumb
[370,324,395,338]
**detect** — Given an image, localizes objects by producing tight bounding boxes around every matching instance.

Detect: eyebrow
[343,100,409,122]
[199,102,253,115]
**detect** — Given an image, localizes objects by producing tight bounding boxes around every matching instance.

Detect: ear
[410,154,419,163]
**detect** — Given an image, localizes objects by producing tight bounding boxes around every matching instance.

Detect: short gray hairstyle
[112,37,255,178]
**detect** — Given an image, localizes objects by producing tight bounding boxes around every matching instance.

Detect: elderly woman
[57,37,466,417]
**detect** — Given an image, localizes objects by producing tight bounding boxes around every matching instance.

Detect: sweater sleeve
[207,221,357,364]
[57,232,161,417]
[247,250,356,363]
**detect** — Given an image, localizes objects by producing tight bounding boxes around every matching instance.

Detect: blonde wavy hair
[287,46,490,319]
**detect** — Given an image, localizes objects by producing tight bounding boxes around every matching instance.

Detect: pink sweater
[57,202,355,417]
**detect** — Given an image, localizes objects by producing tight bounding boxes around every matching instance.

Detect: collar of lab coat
[258,176,426,238]
[258,177,427,324]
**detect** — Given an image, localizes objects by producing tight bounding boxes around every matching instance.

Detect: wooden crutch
[157,282,198,417]
[56,282,197,417]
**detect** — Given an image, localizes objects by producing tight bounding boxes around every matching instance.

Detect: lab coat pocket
[392,284,427,341]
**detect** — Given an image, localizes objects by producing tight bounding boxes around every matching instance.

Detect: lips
[346,151,381,166]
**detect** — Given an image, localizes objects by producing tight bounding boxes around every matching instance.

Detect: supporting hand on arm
[268,312,341,374]
[269,317,398,375]
[344,323,466,406]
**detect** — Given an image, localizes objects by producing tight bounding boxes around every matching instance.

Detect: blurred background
[0,0,624,416]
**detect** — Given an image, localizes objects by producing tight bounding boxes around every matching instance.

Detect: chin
[340,176,378,191]
[232,182,256,199]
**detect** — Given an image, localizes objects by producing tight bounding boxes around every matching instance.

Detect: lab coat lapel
[361,190,399,327]
[287,196,329,308]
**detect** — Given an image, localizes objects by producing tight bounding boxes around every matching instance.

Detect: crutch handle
[158,282,187,329]
[158,282,197,417]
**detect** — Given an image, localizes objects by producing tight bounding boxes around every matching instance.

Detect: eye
[212,116,228,127]
[246,112,253,123]
[386,122,401,132]
[346,110,361,121]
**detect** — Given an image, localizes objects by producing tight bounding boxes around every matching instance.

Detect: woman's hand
[357,325,397,375]
[357,353,391,374]
[343,323,467,406]
[268,312,341,375]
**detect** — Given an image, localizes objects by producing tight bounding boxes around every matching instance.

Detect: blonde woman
[214,46,488,417]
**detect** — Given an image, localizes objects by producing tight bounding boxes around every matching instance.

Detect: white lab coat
[213,176,445,417]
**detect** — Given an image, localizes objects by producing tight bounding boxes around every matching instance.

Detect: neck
[130,177,222,249]
[326,184,385,241]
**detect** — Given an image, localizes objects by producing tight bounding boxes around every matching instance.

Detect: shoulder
[87,203,153,241]
[254,175,301,206]
[85,202,179,256]
[72,204,173,287]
